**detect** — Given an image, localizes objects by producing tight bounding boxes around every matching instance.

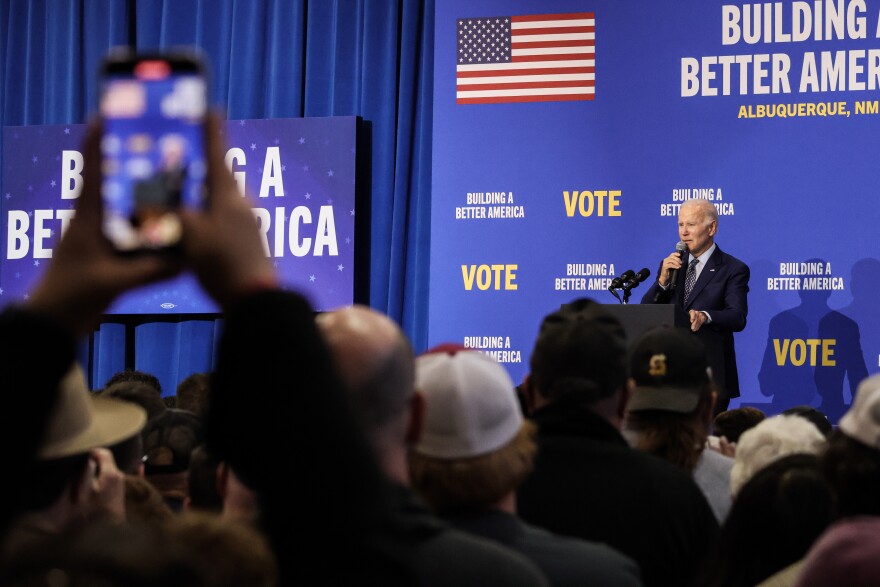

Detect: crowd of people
[2,115,880,586]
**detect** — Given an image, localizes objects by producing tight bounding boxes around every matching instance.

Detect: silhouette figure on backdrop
[759,259,867,423]
[841,258,880,380]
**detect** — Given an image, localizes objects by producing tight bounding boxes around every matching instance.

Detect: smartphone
[99,50,208,253]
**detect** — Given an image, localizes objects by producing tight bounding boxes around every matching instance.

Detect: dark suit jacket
[641,245,749,399]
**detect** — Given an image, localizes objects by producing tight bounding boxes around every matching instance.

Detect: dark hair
[176,373,211,419]
[18,454,91,512]
[702,454,837,587]
[105,369,163,395]
[110,433,145,475]
[529,298,627,404]
[142,409,204,475]
[101,381,167,421]
[713,407,766,443]
[628,389,714,472]
[821,429,880,517]
[782,405,833,437]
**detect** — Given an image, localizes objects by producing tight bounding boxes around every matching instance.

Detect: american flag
[456,13,595,105]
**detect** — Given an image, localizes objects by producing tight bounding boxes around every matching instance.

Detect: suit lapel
[683,246,723,310]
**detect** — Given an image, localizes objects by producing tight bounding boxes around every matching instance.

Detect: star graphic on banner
[304,192,311,199]
[345,237,351,244]
[281,165,286,171]
[23,294,29,300]
[4,193,10,200]
[299,137,305,144]
[303,165,309,172]
[15,272,21,279]
[34,260,40,267]
[327,198,333,205]
[327,169,334,177]
[28,186,33,192]
[250,143,256,151]
[50,180,56,187]
[32,156,38,163]
[64,128,70,135]
[274,138,280,145]
[273,261,279,268]
[239,120,246,126]
[337,264,344,271]
[350,209,355,216]
[0,288,4,295]
[309,275,316,282]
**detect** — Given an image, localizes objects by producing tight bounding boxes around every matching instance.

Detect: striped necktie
[683,258,699,304]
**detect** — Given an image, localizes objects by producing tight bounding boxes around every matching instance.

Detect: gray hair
[730,414,827,496]
[681,199,718,227]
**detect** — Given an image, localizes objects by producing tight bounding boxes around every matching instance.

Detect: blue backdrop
[0,0,433,394]
[430,0,880,422]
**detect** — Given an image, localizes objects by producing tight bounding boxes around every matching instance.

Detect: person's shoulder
[516,521,643,586]
[714,246,749,270]
[416,526,550,586]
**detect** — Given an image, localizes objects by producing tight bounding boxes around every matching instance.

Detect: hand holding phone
[99,51,208,253]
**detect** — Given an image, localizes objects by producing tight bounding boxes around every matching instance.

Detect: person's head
[315,305,417,477]
[104,369,163,396]
[176,373,211,420]
[18,364,146,523]
[782,405,833,437]
[142,409,204,511]
[713,407,767,443]
[730,414,827,496]
[124,475,175,526]
[702,454,836,587]
[101,380,167,421]
[408,348,537,513]
[169,512,278,587]
[795,518,880,587]
[625,326,716,471]
[821,373,880,516]
[678,199,717,257]
[527,298,628,417]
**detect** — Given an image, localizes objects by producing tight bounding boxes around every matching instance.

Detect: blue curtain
[1,0,433,393]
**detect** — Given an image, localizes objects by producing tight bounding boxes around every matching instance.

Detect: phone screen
[100,56,207,252]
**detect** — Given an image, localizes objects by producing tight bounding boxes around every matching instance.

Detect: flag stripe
[512,25,594,35]
[512,42,595,52]
[458,73,595,85]
[512,13,594,23]
[512,33,594,43]
[458,79,595,91]
[458,86,594,98]
[458,61,594,72]
[510,53,593,62]
[457,94,595,104]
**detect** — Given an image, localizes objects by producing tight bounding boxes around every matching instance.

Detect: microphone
[667,241,688,291]
[609,270,635,290]
[622,268,651,290]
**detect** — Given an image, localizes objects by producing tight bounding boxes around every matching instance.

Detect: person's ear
[406,391,425,445]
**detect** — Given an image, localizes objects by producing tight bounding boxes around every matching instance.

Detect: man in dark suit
[641,199,750,412]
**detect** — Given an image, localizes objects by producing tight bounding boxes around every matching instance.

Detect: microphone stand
[608,286,623,304]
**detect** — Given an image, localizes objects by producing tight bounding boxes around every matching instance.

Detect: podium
[600,304,689,343]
